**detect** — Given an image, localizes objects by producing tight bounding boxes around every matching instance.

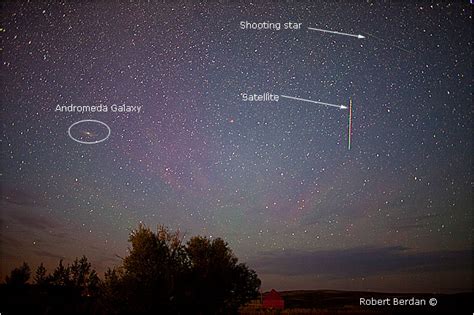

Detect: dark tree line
[1,224,261,315]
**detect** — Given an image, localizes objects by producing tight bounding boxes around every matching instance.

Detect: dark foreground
[240,290,473,315]
[1,286,472,314]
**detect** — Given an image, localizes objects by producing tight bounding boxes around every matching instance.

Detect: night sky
[1,1,472,293]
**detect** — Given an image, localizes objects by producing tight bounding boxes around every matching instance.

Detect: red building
[262,289,284,309]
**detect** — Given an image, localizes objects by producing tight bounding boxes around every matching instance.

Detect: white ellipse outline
[67,119,111,144]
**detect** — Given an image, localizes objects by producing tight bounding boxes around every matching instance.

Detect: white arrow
[280,95,347,109]
[307,27,365,39]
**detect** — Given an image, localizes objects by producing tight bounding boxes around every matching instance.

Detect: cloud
[93,254,122,268]
[1,188,47,208]
[393,213,439,230]
[32,249,65,260]
[1,187,61,235]
[249,246,472,279]
[0,234,22,248]
[8,211,59,231]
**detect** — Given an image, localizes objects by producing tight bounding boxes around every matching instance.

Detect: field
[239,290,473,315]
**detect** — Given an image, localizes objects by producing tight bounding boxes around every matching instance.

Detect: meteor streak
[307,27,365,39]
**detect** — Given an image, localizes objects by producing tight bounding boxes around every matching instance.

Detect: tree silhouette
[3,224,260,315]
[101,224,261,314]
[102,224,189,313]
[69,255,100,296]
[34,263,48,286]
[50,259,72,287]
[101,267,127,314]
[186,236,261,314]
[5,262,30,287]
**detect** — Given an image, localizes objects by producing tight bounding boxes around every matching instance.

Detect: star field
[1,1,472,292]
